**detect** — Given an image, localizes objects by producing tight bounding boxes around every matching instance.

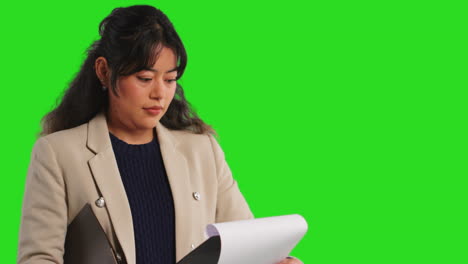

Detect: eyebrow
[143,66,178,73]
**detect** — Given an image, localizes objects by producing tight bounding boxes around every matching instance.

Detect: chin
[141,120,157,129]
[147,116,161,127]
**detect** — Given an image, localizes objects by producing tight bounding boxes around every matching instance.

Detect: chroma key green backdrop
[1,0,466,263]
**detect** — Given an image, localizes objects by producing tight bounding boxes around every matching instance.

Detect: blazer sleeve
[208,135,254,223]
[17,137,67,264]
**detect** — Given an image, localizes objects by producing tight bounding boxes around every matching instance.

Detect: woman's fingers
[276,256,303,264]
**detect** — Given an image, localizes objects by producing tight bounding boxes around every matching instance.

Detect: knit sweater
[109,131,176,264]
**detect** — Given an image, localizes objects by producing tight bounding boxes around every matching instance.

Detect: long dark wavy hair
[38,5,216,138]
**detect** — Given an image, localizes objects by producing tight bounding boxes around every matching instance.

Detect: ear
[94,56,111,87]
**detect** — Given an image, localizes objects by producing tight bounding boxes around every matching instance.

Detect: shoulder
[40,122,87,146]
[166,128,224,157]
[31,123,89,158]
[43,123,88,143]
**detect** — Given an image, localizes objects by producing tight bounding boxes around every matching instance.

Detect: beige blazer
[17,111,254,264]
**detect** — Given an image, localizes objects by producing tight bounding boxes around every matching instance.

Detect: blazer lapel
[154,119,193,262]
[87,111,136,264]
[86,111,193,264]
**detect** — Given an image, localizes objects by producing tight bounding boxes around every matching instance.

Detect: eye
[166,79,177,83]
[137,76,152,82]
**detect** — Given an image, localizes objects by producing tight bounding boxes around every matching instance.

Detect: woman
[17,5,302,264]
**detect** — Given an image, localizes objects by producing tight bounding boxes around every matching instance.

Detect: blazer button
[115,253,122,263]
[95,197,106,208]
[192,192,201,201]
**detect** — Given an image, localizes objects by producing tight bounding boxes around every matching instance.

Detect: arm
[208,134,254,223]
[17,137,68,264]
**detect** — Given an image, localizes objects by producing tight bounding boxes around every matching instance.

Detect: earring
[102,85,107,91]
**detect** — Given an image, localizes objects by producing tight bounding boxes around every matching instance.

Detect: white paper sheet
[204,214,308,264]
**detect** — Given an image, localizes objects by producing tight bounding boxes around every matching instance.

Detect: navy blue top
[109,131,176,264]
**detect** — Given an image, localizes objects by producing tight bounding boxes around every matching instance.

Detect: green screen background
[2,0,466,263]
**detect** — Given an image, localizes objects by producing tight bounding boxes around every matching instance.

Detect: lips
[143,106,163,110]
[144,107,162,116]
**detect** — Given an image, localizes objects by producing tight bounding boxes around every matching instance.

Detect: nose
[149,79,165,100]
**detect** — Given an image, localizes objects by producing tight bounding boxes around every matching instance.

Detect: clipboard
[63,203,220,264]
[63,203,118,264]
[63,206,307,264]
[176,235,221,264]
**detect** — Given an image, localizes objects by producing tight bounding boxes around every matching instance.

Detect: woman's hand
[277,256,303,264]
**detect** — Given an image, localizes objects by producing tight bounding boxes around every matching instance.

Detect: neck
[105,111,155,145]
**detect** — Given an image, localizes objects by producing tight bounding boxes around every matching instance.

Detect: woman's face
[107,45,178,132]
